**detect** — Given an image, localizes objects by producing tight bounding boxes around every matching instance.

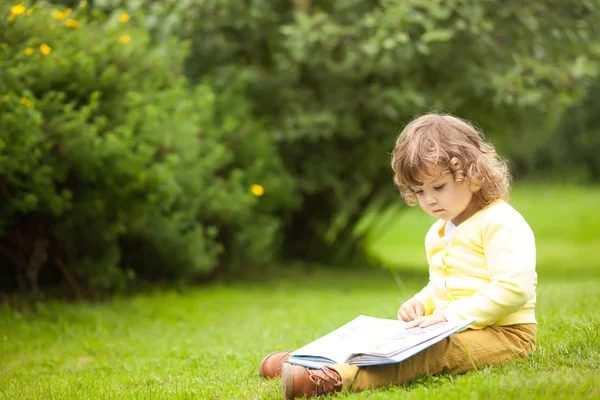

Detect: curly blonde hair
[390,113,511,206]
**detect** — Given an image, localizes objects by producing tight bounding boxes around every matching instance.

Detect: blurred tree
[542,79,600,181]
[90,0,599,263]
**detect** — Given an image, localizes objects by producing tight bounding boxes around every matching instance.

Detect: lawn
[1,184,599,399]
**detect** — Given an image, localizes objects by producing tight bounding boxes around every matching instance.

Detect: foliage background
[1,0,599,294]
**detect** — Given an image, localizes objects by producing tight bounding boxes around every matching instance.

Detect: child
[259,113,537,399]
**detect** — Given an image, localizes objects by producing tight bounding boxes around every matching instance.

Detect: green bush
[0,2,295,293]
[97,0,599,262]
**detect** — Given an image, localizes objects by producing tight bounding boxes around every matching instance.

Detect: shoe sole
[259,351,286,378]
[281,363,294,400]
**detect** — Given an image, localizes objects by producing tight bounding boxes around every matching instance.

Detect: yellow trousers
[333,324,536,392]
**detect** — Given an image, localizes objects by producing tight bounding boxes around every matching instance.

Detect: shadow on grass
[0,262,430,316]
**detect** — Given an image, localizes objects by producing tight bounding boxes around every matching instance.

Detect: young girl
[259,113,537,399]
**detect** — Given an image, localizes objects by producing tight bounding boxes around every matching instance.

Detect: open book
[287,315,475,369]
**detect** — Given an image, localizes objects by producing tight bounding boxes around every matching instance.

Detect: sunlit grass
[1,183,599,399]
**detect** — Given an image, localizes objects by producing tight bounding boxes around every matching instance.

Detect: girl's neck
[451,198,483,226]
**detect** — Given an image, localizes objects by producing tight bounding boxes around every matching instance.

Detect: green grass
[1,183,600,399]
[366,184,600,279]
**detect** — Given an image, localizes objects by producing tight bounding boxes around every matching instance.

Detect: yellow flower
[65,19,79,28]
[118,34,131,44]
[26,9,33,16]
[53,9,70,20]
[53,10,66,20]
[80,1,88,8]
[10,5,26,16]
[20,97,33,108]
[250,184,265,197]
[119,13,130,23]
[24,47,34,56]
[40,43,52,55]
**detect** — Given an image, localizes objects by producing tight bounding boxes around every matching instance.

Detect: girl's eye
[434,184,445,191]
[414,189,424,195]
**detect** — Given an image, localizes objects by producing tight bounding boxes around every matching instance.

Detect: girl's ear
[449,157,465,184]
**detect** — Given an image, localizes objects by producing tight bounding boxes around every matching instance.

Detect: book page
[358,320,467,356]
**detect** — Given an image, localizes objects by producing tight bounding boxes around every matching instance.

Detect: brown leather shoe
[281,363,342,399]
[259,351,291,378]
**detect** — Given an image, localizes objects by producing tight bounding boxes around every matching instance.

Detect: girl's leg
[333,324,536,392]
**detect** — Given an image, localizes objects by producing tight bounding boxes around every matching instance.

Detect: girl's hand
[397,300,425,322]
[405,313,448,329]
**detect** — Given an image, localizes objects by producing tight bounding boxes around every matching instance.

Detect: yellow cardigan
[412,200,537,329]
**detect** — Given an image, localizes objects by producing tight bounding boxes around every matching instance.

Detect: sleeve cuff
[412,295,435,316]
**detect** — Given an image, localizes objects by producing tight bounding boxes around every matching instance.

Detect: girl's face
[411,169,479,225]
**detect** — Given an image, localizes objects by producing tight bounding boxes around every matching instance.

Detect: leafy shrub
[0,2,295,294]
